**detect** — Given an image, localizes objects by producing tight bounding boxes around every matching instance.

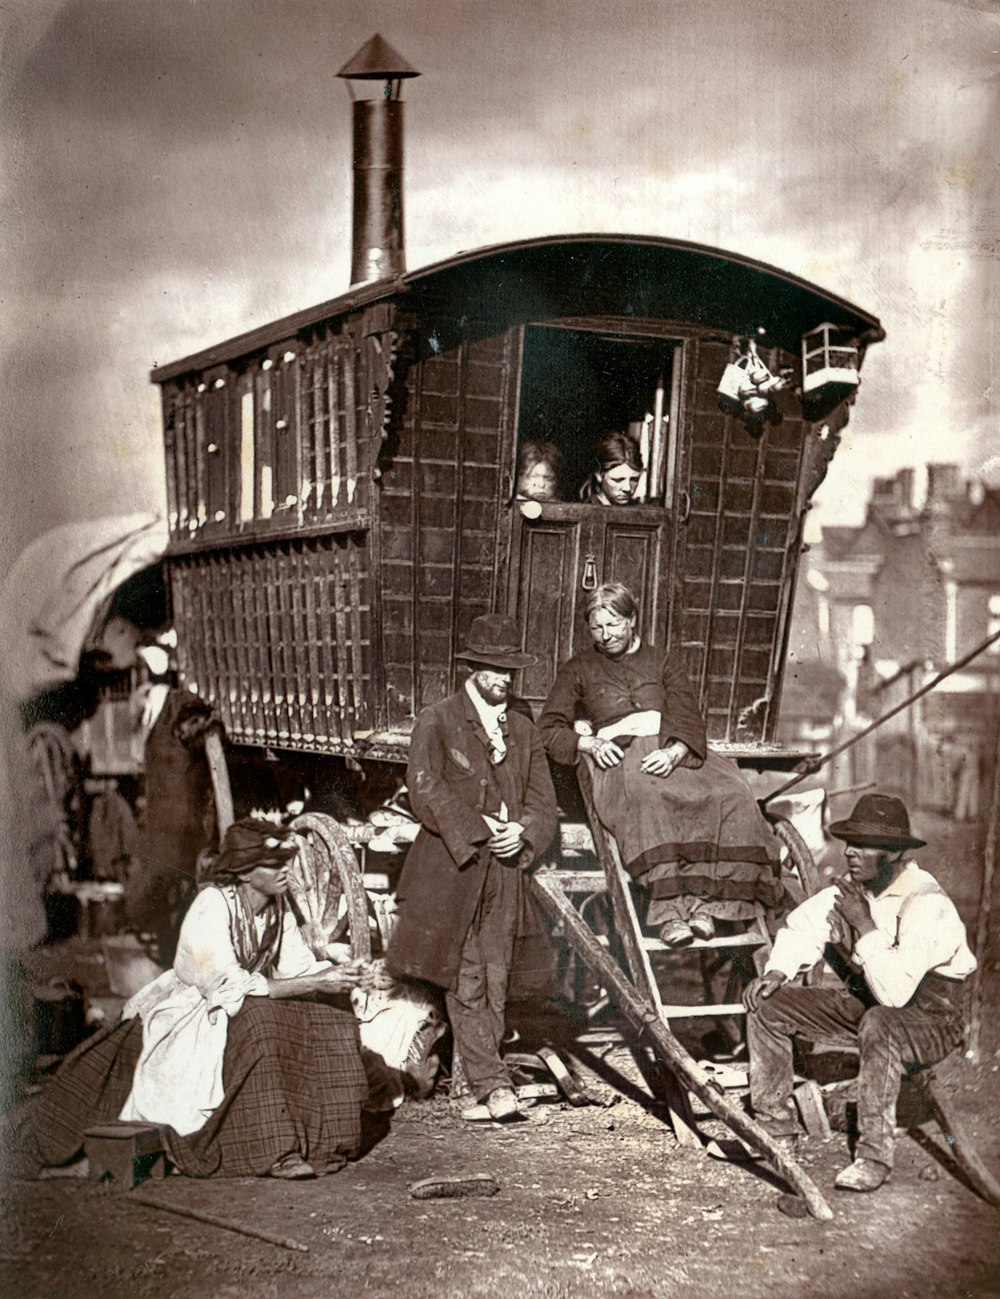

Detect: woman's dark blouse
[538,643,708,768]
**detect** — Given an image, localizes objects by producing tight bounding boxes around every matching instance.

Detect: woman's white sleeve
[172,889,247,998]
[273,908,332,978]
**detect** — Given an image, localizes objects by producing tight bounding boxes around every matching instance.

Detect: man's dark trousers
[747,978,964,1166]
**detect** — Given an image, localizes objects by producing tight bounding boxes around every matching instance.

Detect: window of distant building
[988,593,1000,653]
[852,603,874,649]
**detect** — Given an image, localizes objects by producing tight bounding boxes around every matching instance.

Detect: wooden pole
[131,1192,310,1252]
[530,872,835,1220]
[761,628,1000,807]
[922,1073,1000,1206]
[967,719,1000,1062]
[204,730,234,839]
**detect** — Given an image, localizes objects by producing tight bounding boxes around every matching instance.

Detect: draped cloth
[591,734,784,916]
[25,1001,366,1178]
[21,884,367,1177]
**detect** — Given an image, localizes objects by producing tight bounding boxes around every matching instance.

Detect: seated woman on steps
[539,583,784,947]
[20,818,372,1180]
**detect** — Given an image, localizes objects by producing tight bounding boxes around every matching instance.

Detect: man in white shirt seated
[742,793,977,1193]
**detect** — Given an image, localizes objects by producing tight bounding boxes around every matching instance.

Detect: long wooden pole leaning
[919,1071,1000,1206]
[530,871,834,1219]
[203,729,234,840]
[761,627,1000,807]
[967,718,1000,1063]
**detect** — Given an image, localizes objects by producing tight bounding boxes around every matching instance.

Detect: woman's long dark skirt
[591,737,784,921]
[25,998,368,1177]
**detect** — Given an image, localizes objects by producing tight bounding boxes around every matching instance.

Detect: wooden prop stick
[131,1193,310,1253]
[761,628,1000,807]
[530,872,834,1220]
[967,718,1000,1063]
[920,1073,1000,1207]
[204,730,234,840]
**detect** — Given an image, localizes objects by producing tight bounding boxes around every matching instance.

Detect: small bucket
[101,935,164,998]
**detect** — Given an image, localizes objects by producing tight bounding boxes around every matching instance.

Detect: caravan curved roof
[152,233,883,383]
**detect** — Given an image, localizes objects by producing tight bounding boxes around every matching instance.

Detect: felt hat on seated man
[827,793,926,851]
[454,613,538,671]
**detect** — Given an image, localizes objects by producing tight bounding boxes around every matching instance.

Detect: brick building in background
[780,462,1000,815]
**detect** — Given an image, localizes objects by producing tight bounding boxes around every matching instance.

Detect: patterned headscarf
[200,817,300,975]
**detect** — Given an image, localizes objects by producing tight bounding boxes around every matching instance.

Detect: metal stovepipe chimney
[337,35,420,288]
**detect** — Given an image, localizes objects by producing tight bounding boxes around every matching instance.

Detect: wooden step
[644,932,766,953]
[544,869,605,892]
[659,1002,747,1019]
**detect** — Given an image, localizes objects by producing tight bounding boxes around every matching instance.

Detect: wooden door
[507,502,670,712]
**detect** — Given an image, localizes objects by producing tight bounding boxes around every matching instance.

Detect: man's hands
[640,739,691,778]
[483,816,526,859]
[268,959,377,1000]
[742,969,787,1013]
[831,878,876,940]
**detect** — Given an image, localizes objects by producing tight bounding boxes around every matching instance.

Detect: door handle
[581,553,598,591]
[679,489,691,524]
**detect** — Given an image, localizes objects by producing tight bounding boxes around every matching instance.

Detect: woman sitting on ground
[578,432,643,507]
[539,583,784,947]
[23,818,371,1180]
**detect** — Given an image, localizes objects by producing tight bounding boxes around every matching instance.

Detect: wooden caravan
[152,234,883,775]
[147,45,889,1217]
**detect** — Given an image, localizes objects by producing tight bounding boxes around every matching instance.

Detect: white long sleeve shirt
[764,861,977,1008]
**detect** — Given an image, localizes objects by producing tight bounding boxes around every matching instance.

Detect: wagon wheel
[289,812,371,961]
[559,889,615,1012]
[767,813,821,901]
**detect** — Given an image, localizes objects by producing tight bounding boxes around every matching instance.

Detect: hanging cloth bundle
[717,338,789,419]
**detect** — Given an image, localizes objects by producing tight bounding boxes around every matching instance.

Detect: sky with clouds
[1,0,997,567]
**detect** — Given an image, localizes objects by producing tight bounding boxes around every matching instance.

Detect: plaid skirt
[26,997,367,1177]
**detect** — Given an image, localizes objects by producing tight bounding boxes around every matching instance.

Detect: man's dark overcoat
[387,686,558,991]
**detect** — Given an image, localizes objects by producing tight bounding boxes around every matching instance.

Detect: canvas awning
[0,513,169,703]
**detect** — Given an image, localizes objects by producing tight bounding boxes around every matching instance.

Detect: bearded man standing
[743,792,976,1192]
[387,614,558,1121]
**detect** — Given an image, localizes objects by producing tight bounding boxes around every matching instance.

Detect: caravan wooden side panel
[377,325,516,722]
[671,338,808,742]
[170,534,373,752]
[160,317,376,552]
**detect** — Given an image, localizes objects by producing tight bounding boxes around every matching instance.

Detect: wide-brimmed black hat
[828,793,925,850]
[455,613,538,670]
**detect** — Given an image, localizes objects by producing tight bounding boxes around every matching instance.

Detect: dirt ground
[4,813,1000,1299]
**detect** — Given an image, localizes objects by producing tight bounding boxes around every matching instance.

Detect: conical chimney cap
[337,34,420,81]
